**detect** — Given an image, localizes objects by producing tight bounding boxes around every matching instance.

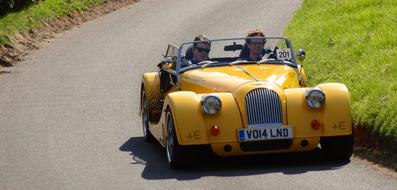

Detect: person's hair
[246,29,266,43]
[193,34,211,47]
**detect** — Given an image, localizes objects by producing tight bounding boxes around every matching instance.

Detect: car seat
[185,46,194,60]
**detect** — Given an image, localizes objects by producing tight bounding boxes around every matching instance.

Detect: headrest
[185,46,193,60]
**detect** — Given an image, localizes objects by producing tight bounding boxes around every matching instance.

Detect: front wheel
[166,111,187,169]
[320,135,353,160]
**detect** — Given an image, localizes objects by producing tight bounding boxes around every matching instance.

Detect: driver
[190,34,211,64]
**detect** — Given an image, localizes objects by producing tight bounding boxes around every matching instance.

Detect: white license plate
[276,48,292,60]
[238,127,293,142]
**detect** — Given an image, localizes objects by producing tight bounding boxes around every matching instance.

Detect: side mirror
[161,56,173,64]
[157,56,175,70]
[296,49,306,63]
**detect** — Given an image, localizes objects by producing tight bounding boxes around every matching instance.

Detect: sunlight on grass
[285,0,397,140]
[0,0,105,44]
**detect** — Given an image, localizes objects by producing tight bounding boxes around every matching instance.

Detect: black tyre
[320,135,353,160]
[166,111,187,169]
[141,89,155,143]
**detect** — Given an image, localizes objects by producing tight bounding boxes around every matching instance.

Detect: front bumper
[210,137,320,157]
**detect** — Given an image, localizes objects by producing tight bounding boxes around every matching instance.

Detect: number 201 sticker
[276,48,292,60]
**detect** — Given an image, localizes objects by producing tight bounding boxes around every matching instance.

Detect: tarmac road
[1,0,397,189]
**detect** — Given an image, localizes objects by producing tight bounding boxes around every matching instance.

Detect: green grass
[0,0,105,45]
[284,0,397,141]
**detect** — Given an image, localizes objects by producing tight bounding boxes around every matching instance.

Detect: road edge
[354,125,397,171]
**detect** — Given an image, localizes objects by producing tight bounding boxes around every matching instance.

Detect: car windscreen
[177,37,297,72]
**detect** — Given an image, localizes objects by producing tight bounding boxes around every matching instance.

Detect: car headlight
[305,88,325,109]
[201,95,222,115]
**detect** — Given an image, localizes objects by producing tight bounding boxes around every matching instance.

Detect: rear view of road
[1,0,396,189]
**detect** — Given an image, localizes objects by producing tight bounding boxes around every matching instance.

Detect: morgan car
[140,37,353,168]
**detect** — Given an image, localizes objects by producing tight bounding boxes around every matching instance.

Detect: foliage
[0,0,43,16]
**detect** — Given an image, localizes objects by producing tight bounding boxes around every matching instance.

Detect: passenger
[189,34,211,64]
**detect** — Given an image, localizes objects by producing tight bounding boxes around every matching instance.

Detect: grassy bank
[0,0,105,45]
[284,0,397,140]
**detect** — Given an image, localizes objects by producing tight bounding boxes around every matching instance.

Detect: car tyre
[141,89,155,143]
[166,110,187,169]
[321,135,353,160]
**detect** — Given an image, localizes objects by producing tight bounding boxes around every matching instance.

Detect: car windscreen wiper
[228,60,257,66]
[200,60,218,69]
[257,59,297,68]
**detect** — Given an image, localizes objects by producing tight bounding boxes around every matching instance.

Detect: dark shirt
[190,59,200,64]
[245,54,264,61]
[239,46,274,61]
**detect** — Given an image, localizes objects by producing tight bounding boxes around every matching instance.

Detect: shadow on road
[120,137,350,180]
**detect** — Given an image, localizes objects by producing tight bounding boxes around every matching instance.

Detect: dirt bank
[354,125,397,171]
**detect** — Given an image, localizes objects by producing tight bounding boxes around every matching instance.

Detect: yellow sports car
[140,37,352,168]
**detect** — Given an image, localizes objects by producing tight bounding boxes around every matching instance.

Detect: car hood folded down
[180,64,300,93]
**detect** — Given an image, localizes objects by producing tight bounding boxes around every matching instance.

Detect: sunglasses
[195,47,210,53]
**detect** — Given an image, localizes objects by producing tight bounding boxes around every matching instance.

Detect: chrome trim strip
[248,123,283,128]
[236,65,258,81]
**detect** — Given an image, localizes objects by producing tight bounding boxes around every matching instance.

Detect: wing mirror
[296,49,306,63]
[162,56,173,63]
[158,56,175,70]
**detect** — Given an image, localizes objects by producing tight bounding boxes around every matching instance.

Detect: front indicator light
[210,125,220,136]
[311,120,321,130]
[305,88,326,109]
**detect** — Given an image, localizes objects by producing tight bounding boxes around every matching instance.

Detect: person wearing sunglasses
[191,34,211,64]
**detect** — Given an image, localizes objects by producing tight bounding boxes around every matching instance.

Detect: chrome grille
[245,88,282,127]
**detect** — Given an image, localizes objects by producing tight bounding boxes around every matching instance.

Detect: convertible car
[140,37,353,168]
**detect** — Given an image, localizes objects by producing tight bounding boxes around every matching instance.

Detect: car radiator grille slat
[245,88,282,127]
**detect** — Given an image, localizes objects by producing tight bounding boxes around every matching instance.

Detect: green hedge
[0,0,43,16]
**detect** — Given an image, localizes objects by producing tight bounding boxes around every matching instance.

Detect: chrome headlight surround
[201,95,222,115]
[305,88,326,109]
